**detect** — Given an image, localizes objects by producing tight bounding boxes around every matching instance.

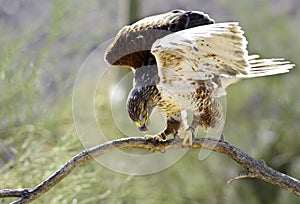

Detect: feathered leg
[145,111,183,143]
[179,113,201,145]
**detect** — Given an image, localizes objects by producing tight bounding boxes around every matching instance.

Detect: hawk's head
[127,85,160,132]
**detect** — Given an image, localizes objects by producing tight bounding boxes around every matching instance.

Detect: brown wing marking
[105,10,214,69]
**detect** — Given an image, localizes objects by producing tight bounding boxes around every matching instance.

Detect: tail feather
[238,55,294,78]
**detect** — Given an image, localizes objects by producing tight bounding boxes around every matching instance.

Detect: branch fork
[1,137,299,204]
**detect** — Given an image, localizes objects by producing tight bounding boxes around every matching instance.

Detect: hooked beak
[138,123,148,132]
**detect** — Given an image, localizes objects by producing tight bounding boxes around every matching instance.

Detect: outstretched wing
[105,10,214,69]
[151,22,293,82]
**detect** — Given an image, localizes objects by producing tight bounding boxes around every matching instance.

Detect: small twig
[0,137,299,204]
[227,172,259,184]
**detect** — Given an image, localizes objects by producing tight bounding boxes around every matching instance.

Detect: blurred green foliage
[0,0,299,203]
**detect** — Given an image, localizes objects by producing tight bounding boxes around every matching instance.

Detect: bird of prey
[105,10,294,145]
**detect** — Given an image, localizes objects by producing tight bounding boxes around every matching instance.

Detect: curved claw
[220,133,225,141]
[145,134,166,145]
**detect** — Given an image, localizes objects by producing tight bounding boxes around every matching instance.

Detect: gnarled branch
[0,137,299,203]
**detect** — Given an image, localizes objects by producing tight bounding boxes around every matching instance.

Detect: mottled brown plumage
[194,77,224,131]
[105,10,294,144]
[151,22,293,143]
[105,10,215,140]
[105,9,214,68]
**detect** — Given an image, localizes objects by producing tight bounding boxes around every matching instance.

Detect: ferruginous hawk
[105,10,294,145]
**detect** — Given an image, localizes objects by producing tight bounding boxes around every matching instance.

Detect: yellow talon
[178,129,193,145]
[145,134,165,142]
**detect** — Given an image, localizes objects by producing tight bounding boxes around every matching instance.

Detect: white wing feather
[151,22,294,82]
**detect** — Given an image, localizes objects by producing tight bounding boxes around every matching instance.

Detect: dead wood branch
[0,137,299,203]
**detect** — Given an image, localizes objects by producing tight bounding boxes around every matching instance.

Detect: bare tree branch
[1,137,299,203]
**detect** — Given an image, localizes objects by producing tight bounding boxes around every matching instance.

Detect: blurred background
[0,0,299,203]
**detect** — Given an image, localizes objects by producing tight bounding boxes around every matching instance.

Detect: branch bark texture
[1,137,299,203]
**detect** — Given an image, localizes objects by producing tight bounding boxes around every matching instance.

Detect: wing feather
[241,55,293,78]
[105,10,214,69]
[151,22,293,81]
